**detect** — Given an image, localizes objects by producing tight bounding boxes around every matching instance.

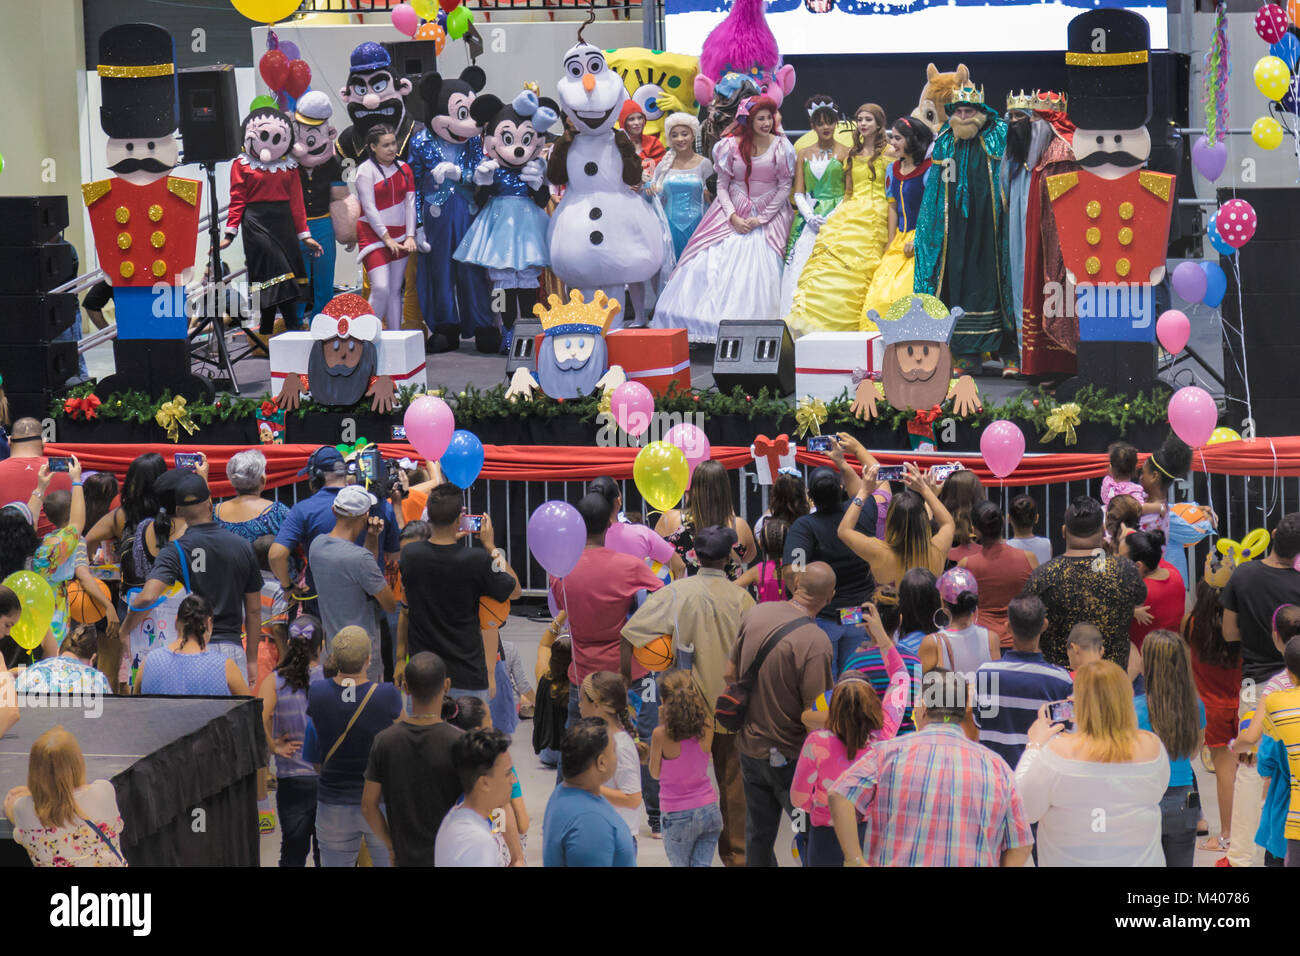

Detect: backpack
[715,615,810,734]
[123,541,192,686]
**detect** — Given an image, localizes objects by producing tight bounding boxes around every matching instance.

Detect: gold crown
[1031,89,1067,113]
[1006,89,1034,111]
[533,289,621,335]
[949,84,985,106]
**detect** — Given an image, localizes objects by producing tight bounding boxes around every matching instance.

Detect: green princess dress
[779,150,846,316]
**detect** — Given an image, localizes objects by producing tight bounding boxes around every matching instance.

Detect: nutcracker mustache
[1078,150,1144,169]
[108,157,174,174]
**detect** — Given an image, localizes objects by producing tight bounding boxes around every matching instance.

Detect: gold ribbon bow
[155,397,198,443]
[794,397,828,439]
[597,390,612,418]
[1039,402,1081,446]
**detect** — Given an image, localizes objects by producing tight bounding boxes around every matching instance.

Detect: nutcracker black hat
[97,23,179,139]
[1064,8,1152,130]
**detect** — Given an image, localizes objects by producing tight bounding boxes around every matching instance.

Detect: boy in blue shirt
[543,717,635,867]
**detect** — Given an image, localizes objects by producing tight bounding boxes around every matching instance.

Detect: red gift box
[604,328,691,397]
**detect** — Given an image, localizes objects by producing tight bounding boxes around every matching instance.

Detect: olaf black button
[584,162,598,176]
[589,231,604,245]
[589,207,602,220]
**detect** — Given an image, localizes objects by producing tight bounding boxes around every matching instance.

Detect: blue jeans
[662,802,723,867]
[315,800,391,867]
[448,686,490,701]
[209,641,248,682]
[276,776,318,867]
[814,616,866,677]
[1159,784,1197,868]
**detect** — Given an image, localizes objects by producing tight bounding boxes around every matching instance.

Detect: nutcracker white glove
[473,159,498,186]
[520,158,546,190]
[432,161,461,184]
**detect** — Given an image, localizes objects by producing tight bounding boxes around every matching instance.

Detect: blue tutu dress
[453,166,550,288]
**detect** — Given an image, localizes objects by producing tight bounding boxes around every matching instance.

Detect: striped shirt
[842,644,923,733]
[831,722,1033,867]
[973,651,1074,768]
[1262,685,1300,839]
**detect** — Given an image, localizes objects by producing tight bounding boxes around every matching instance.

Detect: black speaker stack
[178,65,242,165]
[1219,187,1300,437]
[0,195,80,420]
[711,319,795,396]
[385,40,440,123]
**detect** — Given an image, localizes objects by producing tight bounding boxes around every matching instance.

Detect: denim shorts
[209,642,248,682]
[661,802,723,868]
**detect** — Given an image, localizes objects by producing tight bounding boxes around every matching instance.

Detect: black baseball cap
[155,469,210,507]
[694,525,739,561]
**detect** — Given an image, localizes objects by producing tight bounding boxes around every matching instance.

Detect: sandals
[1200,835,1230,853]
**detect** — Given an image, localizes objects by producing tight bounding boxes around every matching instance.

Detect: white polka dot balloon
[1216,199,1258,249]
[1255,2,1289,44]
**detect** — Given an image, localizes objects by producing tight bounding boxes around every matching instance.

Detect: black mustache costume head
[1078,149,1144,169]
[108,156,173,174]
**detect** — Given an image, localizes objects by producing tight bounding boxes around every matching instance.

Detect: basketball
[479,596,510,629]
[633,635,674,671]
[68,577,111,624]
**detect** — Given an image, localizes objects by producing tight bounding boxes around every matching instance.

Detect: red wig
[735,95,780,187]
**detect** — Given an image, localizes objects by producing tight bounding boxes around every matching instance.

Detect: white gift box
[750,433,797,485]
[269,330,428,393]
[794,331,884,403]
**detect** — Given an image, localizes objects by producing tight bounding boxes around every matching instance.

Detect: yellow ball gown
[784,152,889,336]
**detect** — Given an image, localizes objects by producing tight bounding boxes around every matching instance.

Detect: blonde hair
[28,726,87,829]
[1073,661,1139,763]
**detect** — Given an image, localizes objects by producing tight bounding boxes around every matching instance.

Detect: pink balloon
[980,420,1026,479]
[391,2,420,36]
[610,381,654,437]
[1256,2,1289,43]
[1217,199,1258,249]
[403,394,455,461]
[1168,386,1218,447]
[1156,309,1190,355]
[663,422,711,474]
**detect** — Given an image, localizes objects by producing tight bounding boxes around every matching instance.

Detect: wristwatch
[851,496,867,509]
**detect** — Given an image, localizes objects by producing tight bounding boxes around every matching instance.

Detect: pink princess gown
[653,135,795,343]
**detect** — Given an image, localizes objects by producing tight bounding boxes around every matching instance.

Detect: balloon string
[1231,254,1253,427]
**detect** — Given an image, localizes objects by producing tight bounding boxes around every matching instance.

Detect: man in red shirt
[551,491,665,831]
[0,419,71,536]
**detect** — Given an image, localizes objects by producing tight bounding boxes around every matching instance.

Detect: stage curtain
[45,438,1300,495]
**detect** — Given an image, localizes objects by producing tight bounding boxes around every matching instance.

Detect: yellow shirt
[1263,685,1300,839]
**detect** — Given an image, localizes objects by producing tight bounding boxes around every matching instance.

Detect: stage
[0,696,266,867]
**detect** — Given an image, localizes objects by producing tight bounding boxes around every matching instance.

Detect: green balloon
[250,94,278,111]
[447,5,471,39]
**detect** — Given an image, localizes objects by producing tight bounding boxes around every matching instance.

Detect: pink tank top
[756,561,783,603]
[658,737,718,813]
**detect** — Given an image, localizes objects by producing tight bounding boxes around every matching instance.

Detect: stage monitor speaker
[711,320,795,396]
[505,318,544,378]
[0,196,69,246]
[179,65,241,165]
[4,391,57,423]
[0,294,77,342]
[0,342,78,392]
[385,41,439,123]
[0,242,75,293]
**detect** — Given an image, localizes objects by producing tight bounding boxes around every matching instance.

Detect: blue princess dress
[652,156,713,259]
[453,166,550,289]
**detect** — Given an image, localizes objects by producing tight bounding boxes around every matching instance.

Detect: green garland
[52,380,1173,437]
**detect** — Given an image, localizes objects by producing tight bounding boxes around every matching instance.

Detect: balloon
[1171,260,1207,303]
[979,420,1025,479]
[1207,426,1242,445]
[663,422,711,475]
[1217,199,1258,248]
[392,2,419,36]
[633,442,689,512]
[3,571,54,652]
[249,94,278,112]
[1168,386,1218,447]
[403,394,455,461]
[1156,309,1190,355]
[546,588,561,618]
[1191,135,1229,181]
[279,41,300,62]
[416,21,447,51]
[413,0,440,16]
[610,381,654,436]
[285,59,312,98]
[0,153,5,174]
[1256,2,1290,43]
[440,430,484,488]
[446,4,472,39]
[1201,261,1228,308]
[1252,116,1285,150]
[1254,55,1291,101]
[231,0,302,23]
[528,501,586,578]
[259,50,291,92]
[1272,33,1300,70]
[1206,212,1236,257]
[439,0,462,11]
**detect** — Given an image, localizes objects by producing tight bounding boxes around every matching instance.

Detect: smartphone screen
[460,514,484,533]
[1048,699,1074,725]
[174,453,203,472]
[47,457,71,473]
[931,464,963,483]
[875,465,905,483]
[391,425,407,440]
[806,435,836,454]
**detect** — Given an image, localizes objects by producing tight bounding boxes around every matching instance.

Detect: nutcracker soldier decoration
[82,23,208,399]
[1048,8,1173,396]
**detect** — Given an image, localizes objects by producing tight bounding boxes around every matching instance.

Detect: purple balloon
[1191,135,1228,182]
[528,501,586,578]
[1171,260,1208,304]
[279,41,300,61]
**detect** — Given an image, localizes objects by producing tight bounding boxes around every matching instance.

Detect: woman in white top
[4,725,126,867]
[1015,660,1169,867]
[919,567,999,679]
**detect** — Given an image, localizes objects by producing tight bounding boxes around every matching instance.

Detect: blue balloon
[440,429,484,489]
[1272,34,1300,71]
[1207,214,1235,257]
[1201,260,1228,309]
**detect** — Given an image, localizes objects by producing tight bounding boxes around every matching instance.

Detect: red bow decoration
[752,433,791,478]
[260,400,279,418]
[908,404,944,438]
[63,395,102,420]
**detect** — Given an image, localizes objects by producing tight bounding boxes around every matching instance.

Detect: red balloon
[438,0,461,13]
[285,59,312,98]
[259,50,290,92]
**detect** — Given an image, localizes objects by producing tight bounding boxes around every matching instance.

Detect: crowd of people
[1,422,1299,870]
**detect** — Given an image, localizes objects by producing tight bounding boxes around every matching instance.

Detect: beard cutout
[881,343,953,412]
[949,112,987,141]
[347,97,404,140]
[307,338,378,407]
[538,337,608,399]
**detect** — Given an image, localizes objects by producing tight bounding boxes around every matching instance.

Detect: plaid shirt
[831,722,1033,866]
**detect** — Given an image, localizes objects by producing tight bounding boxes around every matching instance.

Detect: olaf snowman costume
[546,24,664,318]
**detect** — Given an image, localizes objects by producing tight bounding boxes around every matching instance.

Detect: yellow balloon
[1252,117,1285,150]
[412,0,439,18]
[1207,426,1242,445]
[633,441,689,513]
[230,0,302,23]
[3,571,55,652]
[1254,55,1292,101]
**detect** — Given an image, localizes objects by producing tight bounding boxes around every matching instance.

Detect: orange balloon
[416,21,447,54]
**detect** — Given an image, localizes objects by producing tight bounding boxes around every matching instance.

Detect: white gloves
[416,235,431,253]
[473,159,498,186]
[432,161,461,185]
[794,192,817,223]
[520,158,546,190]
[809,214,827,232]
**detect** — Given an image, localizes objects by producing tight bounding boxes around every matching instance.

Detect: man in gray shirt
[309,486,398,682]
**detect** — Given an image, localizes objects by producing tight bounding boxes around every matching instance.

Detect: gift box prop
[605,328,690,397]
[749,433,796,485]
[794,331,884,403]
[271,293,426,413]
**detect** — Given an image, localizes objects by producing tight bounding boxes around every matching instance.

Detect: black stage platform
[0,696,266,867]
